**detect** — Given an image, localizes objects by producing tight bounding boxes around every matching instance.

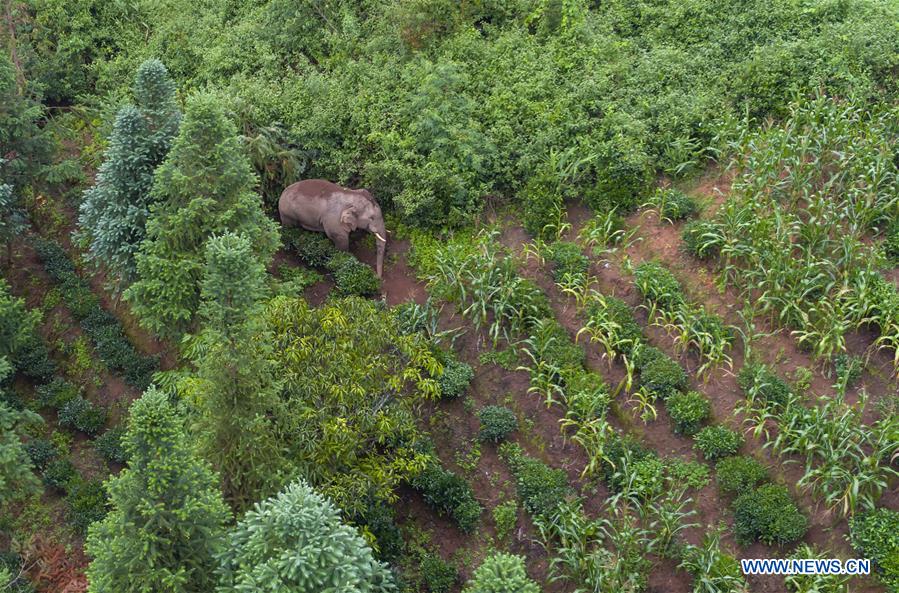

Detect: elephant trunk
[375,234,386,278]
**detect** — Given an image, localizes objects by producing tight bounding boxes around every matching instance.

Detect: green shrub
[737,363,792,407]
[634,261,685,310]
[326,252,381,296]
[850,508,899,591]
[647,188,699,221]
[715,456,769,494]
[35,377,81,410]
[884,220,899,263]
[11,336,56,382]
[411,462,482,533]
[499,443,570,517]
[693,426,742,461]
[283,228,337,267]
[681,220,721,260]
[584,295,645,356]
[666,391,711,436]
[521,170,563,240]
[492,500,518,541]
[438,358,474,399]
[833,354,863,390]
[601,433,656,489]
[562,368,611,421]
[41,458,77,492]
[546,241,588,281]
[733,484,808,546]
[665,458,712,490]
[24,438,58,471]
[58,396,107,436]
[67,478,108,534]
[463,552,539,593]
[94,427,129,464]
[639,354,687,400]
[420,552,458,593]
[478,406,517,443]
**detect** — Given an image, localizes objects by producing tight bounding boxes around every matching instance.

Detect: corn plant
[578,208,640,260]
[702,96,899,372]
[679,526,749,593]
[784,545,850,593]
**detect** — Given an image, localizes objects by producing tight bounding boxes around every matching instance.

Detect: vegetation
[3,0,899,589]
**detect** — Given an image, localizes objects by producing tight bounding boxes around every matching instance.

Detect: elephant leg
[327,230,350,251]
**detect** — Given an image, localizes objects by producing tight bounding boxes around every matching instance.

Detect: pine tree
[85,387,231,593]
[124,93,279,338]
[0,180,27,264]
[216,479,396,593]
[78,59,181,285]
[187,232,286,510]
[0,394,42,505]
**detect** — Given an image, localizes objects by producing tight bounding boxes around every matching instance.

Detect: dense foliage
[216,479,395,593]
[849,508,899,592]
[733,484,808,546]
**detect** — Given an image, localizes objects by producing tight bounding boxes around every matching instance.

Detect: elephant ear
[340,205,358,232]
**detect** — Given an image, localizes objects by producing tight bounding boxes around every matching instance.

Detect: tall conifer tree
[85,387,230,593]
[187,232,286,510]
[125,93,279,337]
[78,59,181,285]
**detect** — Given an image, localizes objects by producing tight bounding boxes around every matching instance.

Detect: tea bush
[645,188,699,222]
[666,391,711,436]
[327,252,381,297]
[463,552,539,593]
[94,426,129,464]
[438,358,474,399]
[639,354,688,400]
[737,363,792,407]
[58,396,107,436]
[693,426,743,461]
[733,484,808,546]
[35,378,80,410]
[850,508,899,591]
[24,438,58,471]
[885,221,899,263]
[420,553,458,593]
[492,500,518,541]
[716,456,769,494]
[411,462,482,533]
[634,261,685,311]
[41,458,77,492]
[546,241,589,281]
[500,443,570,517]
[282,228,336,268]
[478,405,517,443]
[67,478,108,534]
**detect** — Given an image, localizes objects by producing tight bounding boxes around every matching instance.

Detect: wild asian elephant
[278,179,387,277]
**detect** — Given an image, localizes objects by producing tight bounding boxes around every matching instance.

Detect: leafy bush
[492,500,518,541]
[94,427,129,464]
[733,484,808,546]
[850,508,899,591]
[24,438,58,471]
[681,220,721,260]
[665,458,711,490]
[326,252,381,296]
[737,363,792,407]
[420,552,458,593]
[600,433,656,489]
[646,188,699,221]
[35,377,81,410]
[58,396,107,436]
[41,458,77,493]
[0,280,55,381]
[716,456,769,494]
[693,426,742,461]
[521,169,563,240]
[438,358,474,399]
[499,443,570,517]
[666,391,711,436]
[67,478,109,534]
[639,354,688,400]
[282,228,337,267]
[562,369,611,421]
[634,261,685,311]
[546,241,589,281]
[412,462,482,533]
[478,406,517,443]
[463,552,539,593]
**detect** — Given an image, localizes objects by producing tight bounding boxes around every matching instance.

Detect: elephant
[278,179,387,277]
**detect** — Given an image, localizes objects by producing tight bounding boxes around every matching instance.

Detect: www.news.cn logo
[741,558,870,575]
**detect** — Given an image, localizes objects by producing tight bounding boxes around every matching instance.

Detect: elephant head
[340,190,387,277]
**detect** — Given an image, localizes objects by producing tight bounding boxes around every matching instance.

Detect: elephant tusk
[373,232,386,242]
